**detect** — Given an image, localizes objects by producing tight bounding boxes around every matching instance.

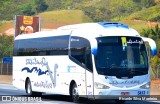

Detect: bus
[13,22,157,103]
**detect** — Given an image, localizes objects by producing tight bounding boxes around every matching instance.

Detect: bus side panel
[13,56,55,93]
[13,55,86,95]
[13,57,27,90]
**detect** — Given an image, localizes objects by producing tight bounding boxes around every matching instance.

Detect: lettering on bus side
[21,57,57,88]
[26,57,48,67]
[34,80,53,89]
[21,57,49,76]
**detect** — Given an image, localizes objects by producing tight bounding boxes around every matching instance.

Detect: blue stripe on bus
[21,67,48,76]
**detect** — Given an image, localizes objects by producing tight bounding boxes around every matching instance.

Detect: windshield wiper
[130,69,146,74]
[109,64,120,69]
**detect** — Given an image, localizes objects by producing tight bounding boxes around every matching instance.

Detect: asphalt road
[0,84,160,104]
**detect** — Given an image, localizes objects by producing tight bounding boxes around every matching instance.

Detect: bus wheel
[26,79,33,96]
[71,83,79,103]
[26,79,42,96]
[115,100,125,104]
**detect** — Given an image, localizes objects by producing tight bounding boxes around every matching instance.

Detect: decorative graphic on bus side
[21,67,49,76]
[21,57,57,88]
[67,65,76,72]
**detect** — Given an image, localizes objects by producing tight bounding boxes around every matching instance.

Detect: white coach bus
[13,22,156,103]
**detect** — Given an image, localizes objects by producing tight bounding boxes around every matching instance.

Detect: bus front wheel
[70,83,80,103]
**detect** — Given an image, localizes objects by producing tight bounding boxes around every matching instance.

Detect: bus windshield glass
[94,36,148,78]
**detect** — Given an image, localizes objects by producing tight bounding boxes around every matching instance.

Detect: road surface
[0,84,160,104]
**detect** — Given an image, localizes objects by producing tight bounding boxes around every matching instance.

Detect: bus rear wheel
[70,83,80,103]
[26,79,42,96]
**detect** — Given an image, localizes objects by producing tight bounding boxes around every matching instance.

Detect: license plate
[121,92,130,95]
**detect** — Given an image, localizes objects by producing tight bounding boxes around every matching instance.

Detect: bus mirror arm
[91,39,98,55]
[142,37,157,56]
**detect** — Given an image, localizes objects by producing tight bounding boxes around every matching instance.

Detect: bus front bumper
[93,89,150,100]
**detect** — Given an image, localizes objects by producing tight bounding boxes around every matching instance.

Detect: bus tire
[25,79,42,96]
[115,100,125,104]
[70,83,80,103]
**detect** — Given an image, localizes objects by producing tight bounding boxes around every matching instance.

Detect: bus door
[84,48,94,99]
[85,69,94,99]
[69,36,94,99]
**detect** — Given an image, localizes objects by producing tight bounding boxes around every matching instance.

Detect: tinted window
[69,36,93,72]
[95,36,148,78]
[14,35,69,56]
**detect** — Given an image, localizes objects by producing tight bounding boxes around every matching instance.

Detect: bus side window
[70,36,93,72]
[16,36,69,56]
[13,40,19,56]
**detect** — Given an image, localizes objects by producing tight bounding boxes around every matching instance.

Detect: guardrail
[0,64,12,75]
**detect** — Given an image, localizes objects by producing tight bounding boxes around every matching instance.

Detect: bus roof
[14,29,72,40]
[15,22,140,40]
[58,22,140,38]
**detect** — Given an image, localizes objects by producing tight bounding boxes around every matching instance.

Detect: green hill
[126,4,160,21]
[0,8,160,35]
[0,10,92,34]
[118,4,160,32]
[38,10,92,29]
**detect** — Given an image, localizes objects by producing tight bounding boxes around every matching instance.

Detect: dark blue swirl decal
[21,67,49,76]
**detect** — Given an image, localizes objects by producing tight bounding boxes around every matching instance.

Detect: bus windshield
[94,36,148,78]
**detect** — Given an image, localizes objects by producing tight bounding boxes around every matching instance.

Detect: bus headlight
[140,82,150,89]
[94,82,110,89]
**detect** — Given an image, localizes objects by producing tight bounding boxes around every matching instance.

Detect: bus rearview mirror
[142,37,157,56]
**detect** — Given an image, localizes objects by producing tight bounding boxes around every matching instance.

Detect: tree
[141,24,160,41]
[108,0,138,20]
[20,3,35,16]
[150,24,160,39]
[33,0,48,14]
[141,0,155,8]
[0,35,13,61]
[0,0,11,10]
[140,24,160,79]
[0,0,32,20]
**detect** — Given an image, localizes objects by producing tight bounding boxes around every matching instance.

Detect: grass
[38,10,92,29]
[126,4,160,21]
[120,20,148,32]
[118,4,160,33]
[120,19,160,33]
[0,21,14,33]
